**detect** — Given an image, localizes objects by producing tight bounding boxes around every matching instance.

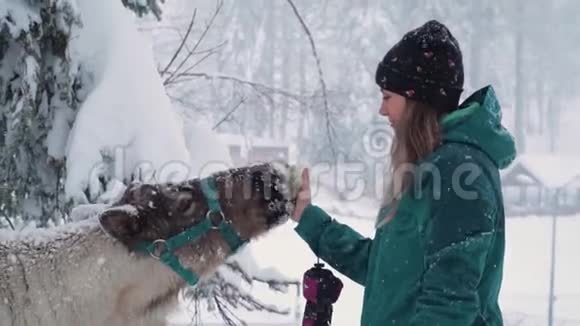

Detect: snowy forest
[1,0,579,325]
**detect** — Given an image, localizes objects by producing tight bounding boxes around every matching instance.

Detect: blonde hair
[378,100,445,227]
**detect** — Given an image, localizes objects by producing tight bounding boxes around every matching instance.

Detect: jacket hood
[440,86,517,169]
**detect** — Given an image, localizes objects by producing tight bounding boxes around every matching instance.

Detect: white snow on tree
[0,0,183,229]
[64,0,190,206]
[0,0,82,227]
[121,0,164,20]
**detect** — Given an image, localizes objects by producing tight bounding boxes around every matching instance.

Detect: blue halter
[137,177,248,286]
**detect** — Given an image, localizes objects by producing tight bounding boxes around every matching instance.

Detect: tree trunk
[514,23,526,153]
[547,97,558,153]
[279,5,291,141]
[297,29,307,144]
[264,0,277,139]
[537,79,545,135]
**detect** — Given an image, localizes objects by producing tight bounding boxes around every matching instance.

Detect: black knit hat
[375,20,464,112]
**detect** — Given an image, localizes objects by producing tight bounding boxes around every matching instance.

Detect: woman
[291,20,516,325]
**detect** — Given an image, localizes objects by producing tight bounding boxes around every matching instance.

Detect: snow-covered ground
[169,195,580,326]
[501,215,580,325]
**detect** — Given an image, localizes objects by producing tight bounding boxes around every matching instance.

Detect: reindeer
[0,162,302,326]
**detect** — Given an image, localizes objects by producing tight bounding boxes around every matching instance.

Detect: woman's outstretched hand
[291,168,311,222]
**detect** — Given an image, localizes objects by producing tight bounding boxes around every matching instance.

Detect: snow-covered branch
[182,249,301,326]
[185,270,294,326]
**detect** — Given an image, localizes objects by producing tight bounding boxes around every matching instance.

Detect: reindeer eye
[174,192,193,213]
[128,184,158,207]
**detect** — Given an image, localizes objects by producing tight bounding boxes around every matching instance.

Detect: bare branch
[213,97,246,130]
[285,0,338,162]
[160,8,197,76]
[166,94,206,113]
[187,40,227,56]
[162,38,227,84]
[164,1,224,85]
[176,49,221,78]
[166,72,305,103]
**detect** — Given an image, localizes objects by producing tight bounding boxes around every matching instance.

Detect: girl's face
[379,89,407,127]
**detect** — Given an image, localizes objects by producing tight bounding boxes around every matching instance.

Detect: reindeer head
[99,162,302,256]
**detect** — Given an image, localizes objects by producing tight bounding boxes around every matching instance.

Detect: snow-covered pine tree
[0,1,82,228]
[0,0,167,229]
[121,0,164,20]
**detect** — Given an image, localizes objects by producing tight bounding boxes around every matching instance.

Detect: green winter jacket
[295,86,516,326]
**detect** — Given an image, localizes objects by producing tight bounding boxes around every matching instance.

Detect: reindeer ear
[99,207,141,242]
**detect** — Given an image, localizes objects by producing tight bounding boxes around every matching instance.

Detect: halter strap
[138,176,248,286]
